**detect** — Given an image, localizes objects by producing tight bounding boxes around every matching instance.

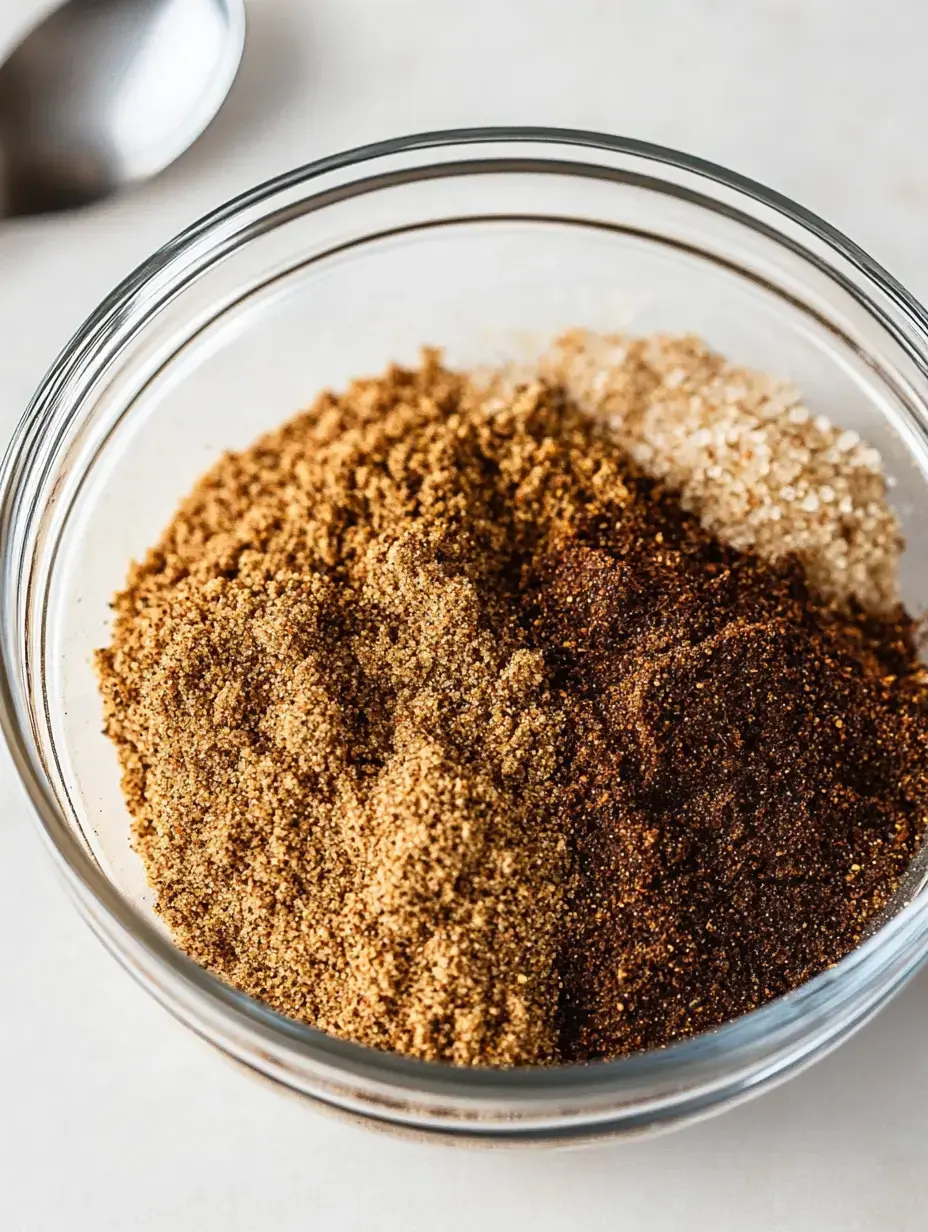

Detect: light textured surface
[2,1,928,1228]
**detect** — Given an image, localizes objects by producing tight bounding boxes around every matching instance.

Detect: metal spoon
[0,0,245,219]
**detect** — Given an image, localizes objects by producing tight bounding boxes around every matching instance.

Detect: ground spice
[534,501,928,1059]
[96,349,928,1066]
[97,359,580,1066]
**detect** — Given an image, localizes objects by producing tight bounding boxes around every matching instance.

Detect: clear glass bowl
[4,127,928,1145]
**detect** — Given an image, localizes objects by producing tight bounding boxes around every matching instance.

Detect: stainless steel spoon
[0,0,245,219]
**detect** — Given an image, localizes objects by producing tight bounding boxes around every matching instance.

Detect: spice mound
[96,345,928,1067]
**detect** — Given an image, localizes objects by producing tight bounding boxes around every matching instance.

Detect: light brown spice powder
[97,359,602,1065]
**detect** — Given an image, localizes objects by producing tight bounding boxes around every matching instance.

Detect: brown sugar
[96,350,928,1066]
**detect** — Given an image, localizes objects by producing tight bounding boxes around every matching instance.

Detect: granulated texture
[97,352,928,1066]
[490,330,902,614]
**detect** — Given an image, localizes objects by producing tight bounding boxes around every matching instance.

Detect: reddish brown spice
[536,494,928,1058]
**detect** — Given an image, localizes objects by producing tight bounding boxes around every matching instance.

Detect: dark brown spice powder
[534,509,928,1058]
[96,354,928,1065]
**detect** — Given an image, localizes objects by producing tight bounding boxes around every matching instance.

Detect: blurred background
[1,2,926,1229]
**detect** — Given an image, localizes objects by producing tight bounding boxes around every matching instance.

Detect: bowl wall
[7,130,928,1141]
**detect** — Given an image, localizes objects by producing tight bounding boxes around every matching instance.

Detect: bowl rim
[4,124,928,1114]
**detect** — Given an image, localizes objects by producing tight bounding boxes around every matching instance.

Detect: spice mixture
[97,337,928,1066]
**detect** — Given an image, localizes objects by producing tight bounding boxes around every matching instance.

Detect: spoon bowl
[0,0,245,218]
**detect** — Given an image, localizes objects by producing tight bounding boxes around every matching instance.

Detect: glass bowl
[4,127,928,1145]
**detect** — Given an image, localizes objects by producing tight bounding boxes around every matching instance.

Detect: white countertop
[2,1,928,1228]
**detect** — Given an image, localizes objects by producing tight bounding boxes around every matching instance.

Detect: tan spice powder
[97,358,598,1065]
[96,348,928,1066]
